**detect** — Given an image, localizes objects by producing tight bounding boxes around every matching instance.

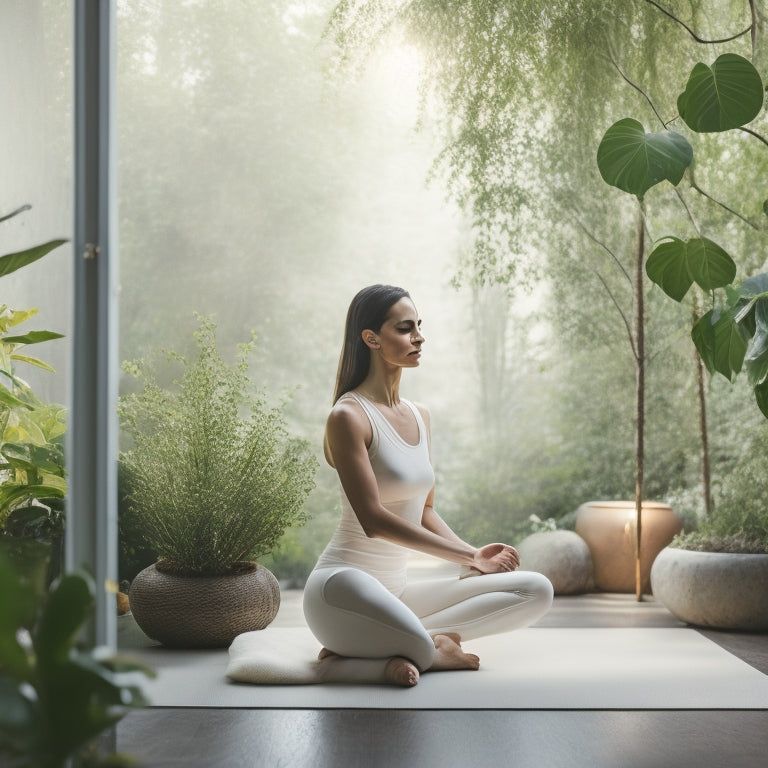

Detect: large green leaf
[0,483,66,518]
[645,238,693,301]
[686,238,737,291]
[755,379,768,419]
[34,572,94,664]
[29,571,154,765]
[692,310,717,374]
[745,325,768,386]
[732,274,768,337]
[0,555,34,681]
[678,53,764,132]
[597,119,693,198]
[10,354,56,373]
[646,237,736,301]
[756,298,768,331]
[735,273,768,298]
[0,386,33,411]
[0,240,67,279]
[4,330,65,345]
[713,309,747,381]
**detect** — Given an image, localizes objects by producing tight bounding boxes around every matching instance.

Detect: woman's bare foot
[385,656,420,687]
[428,633,480,671]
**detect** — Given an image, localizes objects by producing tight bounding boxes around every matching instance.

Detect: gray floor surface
[116,587,768,768]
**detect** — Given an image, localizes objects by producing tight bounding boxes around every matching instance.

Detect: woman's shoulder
[326,394,372,441]
[409,400,431,430]
[324,394,372,466]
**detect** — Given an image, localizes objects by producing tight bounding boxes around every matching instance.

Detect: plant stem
[591,268,638,361]
[644,0,753,43]
[607,45,666,129]
[693,299,713,519]
[634,200,646,602]
[0,203,32,224]
[688,172,759,230]
[674,187,701,236]
[738,125,768,148]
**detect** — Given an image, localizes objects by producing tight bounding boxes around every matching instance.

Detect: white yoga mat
[137,627,768,710]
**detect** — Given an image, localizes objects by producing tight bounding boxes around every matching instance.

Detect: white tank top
[312,391,436,596]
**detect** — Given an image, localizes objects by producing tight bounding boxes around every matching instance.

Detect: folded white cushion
[226,626,324,684]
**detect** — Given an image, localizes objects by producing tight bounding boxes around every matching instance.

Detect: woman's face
[366,297,424,367]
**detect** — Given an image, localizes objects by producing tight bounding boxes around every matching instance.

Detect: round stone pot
[129,561,280,648]
[575,501,682,594]
[651,547,768,631]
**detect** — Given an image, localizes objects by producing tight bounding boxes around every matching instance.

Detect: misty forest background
[3,0,768,584]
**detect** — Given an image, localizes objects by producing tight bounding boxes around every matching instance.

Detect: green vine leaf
[646,237,736,301]
[745,325,768,386]
[713,309,747,381]
[692,310,717,374]
[755,378,768,419]
[678,53,764,132]
[597,119,692,198]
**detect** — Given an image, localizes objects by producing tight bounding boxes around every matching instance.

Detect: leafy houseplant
[0,551,153,768]
[598,42,768,628]
[119,315,317,647]
[0,206,68,586]
[596,44,768,599]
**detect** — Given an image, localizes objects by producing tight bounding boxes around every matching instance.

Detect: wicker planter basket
[129,561,280,648]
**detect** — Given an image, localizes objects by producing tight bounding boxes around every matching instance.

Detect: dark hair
[333,284,410,403]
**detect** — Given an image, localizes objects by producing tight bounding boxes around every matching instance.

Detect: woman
[303,285,553,687]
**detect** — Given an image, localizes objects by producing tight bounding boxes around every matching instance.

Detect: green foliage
[677,53,764,133]
[646,237,736,301]
[0,551,153,768]
[118,315,318,576]
[0,211,67,532]
[0,240,68,280]
[597,119,693,199]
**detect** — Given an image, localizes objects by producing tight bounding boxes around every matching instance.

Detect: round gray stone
[515,530,593,595]
[651,547,768,631]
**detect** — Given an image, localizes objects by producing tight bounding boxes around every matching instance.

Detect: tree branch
[0,204,31,225]
[674,187,701,236]
[688,171,760,230]
[574,218,633,284]
[591,267,638,361]
[738,125,768,148]
[644,0,752,44]
[606,44,667,129]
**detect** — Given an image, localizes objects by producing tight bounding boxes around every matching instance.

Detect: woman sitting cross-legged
[302,284,554,687]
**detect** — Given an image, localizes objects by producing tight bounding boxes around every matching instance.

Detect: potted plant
[651,419,768,631]
[597,46,768,627]
[119,315,317,648]
[0,205,68,586]
[0,551,153,768]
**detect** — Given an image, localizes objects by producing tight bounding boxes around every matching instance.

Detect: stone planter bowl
[575,501,682,593]
[651,547,768,631]
[129,561,280,648]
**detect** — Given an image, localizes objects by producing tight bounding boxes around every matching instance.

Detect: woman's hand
[471,542,520,574]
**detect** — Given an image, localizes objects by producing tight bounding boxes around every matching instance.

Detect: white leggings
[302,566,553,681]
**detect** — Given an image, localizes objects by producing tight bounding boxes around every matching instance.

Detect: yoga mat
[135,627,768,710]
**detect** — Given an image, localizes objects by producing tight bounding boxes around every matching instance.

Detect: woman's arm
[327,402,518,573]
[418,406,520,572]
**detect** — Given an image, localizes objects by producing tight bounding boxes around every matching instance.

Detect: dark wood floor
[116,592,768,768]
